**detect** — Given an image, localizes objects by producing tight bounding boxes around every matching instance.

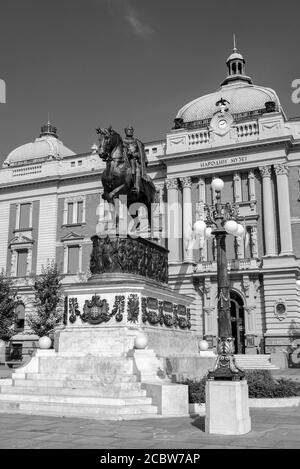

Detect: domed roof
[175,43,282,125]
[3,122,75,167]
[176,82,281,123]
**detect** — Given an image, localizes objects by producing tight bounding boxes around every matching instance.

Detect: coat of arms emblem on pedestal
[82,294,110,325]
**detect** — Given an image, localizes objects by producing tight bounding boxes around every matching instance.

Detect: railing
[12,164,42,177]
[194,258,258,273]
[236,121,259,139]
[188,131,210,147]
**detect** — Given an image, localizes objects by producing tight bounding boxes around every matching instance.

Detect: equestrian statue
[96,125,157,215]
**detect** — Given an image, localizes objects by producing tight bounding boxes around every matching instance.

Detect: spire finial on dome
[221,41,252,86]
[39,120,58,138]
[233,33,237,52]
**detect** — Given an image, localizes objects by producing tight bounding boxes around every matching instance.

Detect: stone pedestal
[205,380,251,435]
[61,272,196,357]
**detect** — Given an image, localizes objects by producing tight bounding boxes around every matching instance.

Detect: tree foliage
[26,261,64,337]
[0,271,17,341]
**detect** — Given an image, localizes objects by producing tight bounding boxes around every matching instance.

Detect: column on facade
[15,204,20,229]
[274,163,293,255]
[63,245,68,274]
[259,165,276,256]
[152,182,164,241]
[233,172,242,203]
[250,226,258,258]
[166,178,182,263]
[26,248,33,275]
[180,176,194,263]
[248,170,256,208]
[197,177,207,261]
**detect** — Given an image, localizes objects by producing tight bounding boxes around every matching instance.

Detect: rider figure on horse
[123,125,149,194]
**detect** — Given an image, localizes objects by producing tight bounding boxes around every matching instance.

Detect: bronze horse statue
[96,127,157,214]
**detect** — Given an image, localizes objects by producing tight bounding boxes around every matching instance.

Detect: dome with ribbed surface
[176,82,281,123]
[175,44,281,125]
[3,122,75,167]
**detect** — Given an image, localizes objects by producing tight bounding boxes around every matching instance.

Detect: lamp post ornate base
[208,336,244,381]
[204,185,245,381]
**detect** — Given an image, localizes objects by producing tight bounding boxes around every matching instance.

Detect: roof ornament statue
[215,97,230,115]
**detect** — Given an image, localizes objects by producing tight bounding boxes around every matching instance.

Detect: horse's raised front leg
[108,184,126,202]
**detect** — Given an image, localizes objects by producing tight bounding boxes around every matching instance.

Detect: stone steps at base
[0,400,158,419]
[0,393,152,406]
[234,355,279,370]
[12,378,142,390]
[23,372,138,383]
[0,385,147,398]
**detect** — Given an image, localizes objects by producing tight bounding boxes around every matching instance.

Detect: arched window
[15,303,25,332]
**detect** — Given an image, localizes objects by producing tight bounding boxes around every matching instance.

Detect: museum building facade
[0,45,300,357]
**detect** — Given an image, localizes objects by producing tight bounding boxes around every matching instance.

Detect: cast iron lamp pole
[198,178,245,380]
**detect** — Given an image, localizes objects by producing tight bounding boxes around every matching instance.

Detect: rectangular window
[17,249,28,277]
[71,161,75,167]
[19,203,31,229]
[77,201,83,223]
[78,160,82,166]
[67,246,80,274]
[67,203,73,224]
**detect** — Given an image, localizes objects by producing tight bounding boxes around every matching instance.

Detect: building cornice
[0,168,103,192]
[162,135,295,164]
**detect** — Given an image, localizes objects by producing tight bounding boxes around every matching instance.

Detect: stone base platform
[0,348,189,420]
[205,380,251,435]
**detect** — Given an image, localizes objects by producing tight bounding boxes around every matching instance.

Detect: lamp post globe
[205,226,213,238]
[224,220,238,235]
[235,224,245,237]
[194,220,206,235]
[211,178,224,192]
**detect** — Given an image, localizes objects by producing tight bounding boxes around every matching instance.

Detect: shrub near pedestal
[26,262,63,348]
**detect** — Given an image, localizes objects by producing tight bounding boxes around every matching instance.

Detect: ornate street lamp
[195,177,245,380]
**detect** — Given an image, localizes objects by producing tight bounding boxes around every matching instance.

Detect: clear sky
[0,0,300,163]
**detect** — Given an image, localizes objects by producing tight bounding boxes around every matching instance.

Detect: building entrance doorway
[230,291,245,354]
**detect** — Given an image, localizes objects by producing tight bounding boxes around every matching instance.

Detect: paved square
[0,407,299,449]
